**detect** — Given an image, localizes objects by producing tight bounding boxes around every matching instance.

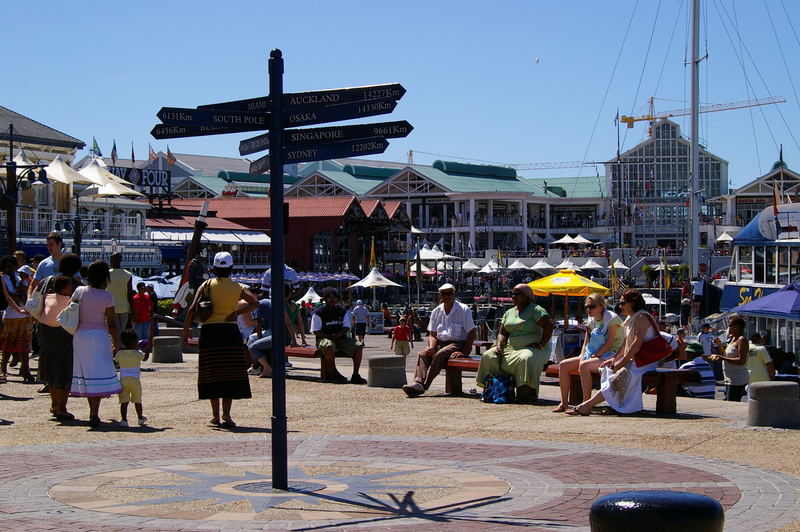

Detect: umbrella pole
[564,295,568,327]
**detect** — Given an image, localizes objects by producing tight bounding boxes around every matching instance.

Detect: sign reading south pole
[157,107,269,128]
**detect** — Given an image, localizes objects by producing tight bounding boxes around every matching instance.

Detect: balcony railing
[0,210,147,239]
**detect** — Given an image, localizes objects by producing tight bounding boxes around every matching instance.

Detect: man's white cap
[213,251,234,268]
[438,283,456,292]
[261,264,299,291]
[356,299,363,305]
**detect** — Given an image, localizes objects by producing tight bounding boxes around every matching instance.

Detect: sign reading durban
[149,49,412,492]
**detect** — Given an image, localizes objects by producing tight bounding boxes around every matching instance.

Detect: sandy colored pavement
[2,333,799,530]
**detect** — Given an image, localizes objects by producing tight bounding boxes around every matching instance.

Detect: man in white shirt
[402,283,476,397]
[351,300,370,346]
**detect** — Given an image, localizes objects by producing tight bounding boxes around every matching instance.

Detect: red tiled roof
[166,196,357,219]
[383,200,403,219]
[359,199,381,217]
[148,216,254,231]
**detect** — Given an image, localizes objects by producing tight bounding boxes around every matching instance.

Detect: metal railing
[0,210,147,239]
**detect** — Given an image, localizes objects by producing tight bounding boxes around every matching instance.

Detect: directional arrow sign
[198,83,406,112]
[157,107,269,128]
[283,98,397,128]
[249,137,389,175]
[239,120,413,156]
[152,123,267,140]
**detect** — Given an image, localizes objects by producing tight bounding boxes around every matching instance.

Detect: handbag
[24,275,52,320]
[482,373,514,403]
[633,313,673,367]
[194,280,214,322]
[56,286,85,335]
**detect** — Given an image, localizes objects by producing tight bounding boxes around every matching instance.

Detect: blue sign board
[720,284,781,311]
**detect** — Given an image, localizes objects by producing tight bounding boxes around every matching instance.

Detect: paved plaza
[1,333,800,531]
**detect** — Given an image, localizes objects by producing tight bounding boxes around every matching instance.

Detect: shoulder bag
[194,280,214,322]
[633,313,673,367]
[56,286,85,335]
[24,275,52,320]
[481,353,515,404]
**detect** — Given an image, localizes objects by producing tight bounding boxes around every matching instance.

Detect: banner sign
[107,166,171,198]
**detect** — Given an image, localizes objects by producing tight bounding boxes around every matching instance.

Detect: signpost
[151,50,411,491]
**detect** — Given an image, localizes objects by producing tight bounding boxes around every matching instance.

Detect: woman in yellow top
[183,252,258,428]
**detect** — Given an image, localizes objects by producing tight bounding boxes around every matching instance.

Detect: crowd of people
[1,236,794,427]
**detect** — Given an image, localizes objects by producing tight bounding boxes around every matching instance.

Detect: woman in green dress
[476,284,554,403]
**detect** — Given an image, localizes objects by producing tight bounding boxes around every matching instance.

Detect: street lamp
[55,218,101,258]
[2,123,50,254]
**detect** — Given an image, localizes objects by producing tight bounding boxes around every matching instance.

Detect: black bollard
[590,490,724,532]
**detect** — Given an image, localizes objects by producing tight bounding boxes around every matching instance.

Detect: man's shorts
[317,337,361,358]
[119,376,142,403]
[355,322,367,336]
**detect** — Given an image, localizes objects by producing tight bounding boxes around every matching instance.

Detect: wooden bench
[473,340,494,355]
[544,364,600,405]
[642,368,700,415]
[445,356,481,395]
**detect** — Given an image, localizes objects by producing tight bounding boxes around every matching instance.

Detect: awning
[150,229,270,245]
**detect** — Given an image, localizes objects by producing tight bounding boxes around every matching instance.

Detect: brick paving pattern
[0,435,798,531]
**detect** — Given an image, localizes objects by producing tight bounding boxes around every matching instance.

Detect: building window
[313,231,332,272]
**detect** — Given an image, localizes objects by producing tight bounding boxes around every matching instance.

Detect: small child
[115,329,148,427]
[391,317,414,357]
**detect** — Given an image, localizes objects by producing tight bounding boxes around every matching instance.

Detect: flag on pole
[369,237,377,269]
[148,144,158,163]
[663,256,671,290]
[110,140,117,166]
[91,137,102,158]
[131,142,136,165]
[167,145,176,166]
[606,249,618,294]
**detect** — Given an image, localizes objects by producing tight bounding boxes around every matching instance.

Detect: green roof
[406,162,538,194]
[217,171,301,185]
[523,176,606,198]
[316,170,386,195]
[183,175,228,195]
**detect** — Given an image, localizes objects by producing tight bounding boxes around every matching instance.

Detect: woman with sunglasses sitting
[566,289,660,416]
[552,292,623,412]
[475,284,553,404]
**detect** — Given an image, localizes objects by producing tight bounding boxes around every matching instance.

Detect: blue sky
[7,0,800,188]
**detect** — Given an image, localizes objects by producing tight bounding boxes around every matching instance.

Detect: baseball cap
[356,299,363,305]
[261,264,300,291]
[438,283,456,292]
[16,264,34,277]
[701,322,711,329]
[213,251,234,268]
[685,341,704,355]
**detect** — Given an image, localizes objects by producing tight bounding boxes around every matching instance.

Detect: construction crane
[620,95,786,128]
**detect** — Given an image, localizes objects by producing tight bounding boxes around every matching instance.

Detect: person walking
[70,260,122,427]
[352,300,370,346]
[29,232,64,295]
[182,252,258,428]
[115,329,148,427]
[106,252,133,346]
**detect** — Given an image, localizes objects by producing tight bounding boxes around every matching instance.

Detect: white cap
[438,283,456,292]
[16,264,34,276]
[356,300,363,305]
[261,264,300,291]
[213,251,234,268]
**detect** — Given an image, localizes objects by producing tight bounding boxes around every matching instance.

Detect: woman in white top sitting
[566,289,662,415]
[553,292,623,412]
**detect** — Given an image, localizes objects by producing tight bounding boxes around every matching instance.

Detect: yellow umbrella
[527,269,610,296]
[527,269,610,325]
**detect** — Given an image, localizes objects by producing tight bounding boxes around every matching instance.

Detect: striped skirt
[71,328,121,398]
[198,323,251,400]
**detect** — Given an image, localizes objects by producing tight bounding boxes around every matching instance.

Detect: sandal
[565,406,590,416]
[55,412,75,421]
[552,405,567,413]
[221,417,237,429]
[208,418,221,427]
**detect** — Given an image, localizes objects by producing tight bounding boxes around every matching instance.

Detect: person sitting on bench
[402,283,476,397]
[310,287,366,384]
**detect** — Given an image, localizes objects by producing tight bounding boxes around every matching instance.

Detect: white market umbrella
[531,259,555,272]
[643,293,666,306]
[507,259,530,270]
[45,155,93,185]
[88,179,145,197]
[78,159,135,186]
[461,259,481,271]
[582,258,605,270]
[610,259,629,271]
[572,234,593,245]
[478,259,502,274]
[349,267,403,288]
[554,259,581,270]
[551,234,575,245]
[296,285,322,304]
[436,261,456,271]
[432,244,461,260]
[716,232,734,242]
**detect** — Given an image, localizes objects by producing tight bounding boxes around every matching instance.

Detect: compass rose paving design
[2,435,800,531]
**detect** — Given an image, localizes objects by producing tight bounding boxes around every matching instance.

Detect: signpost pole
[268,49,288,491]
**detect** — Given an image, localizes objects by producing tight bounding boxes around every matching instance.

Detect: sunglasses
[440,291,455,296]
[585,304,597,310]
[619,300,629,305]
